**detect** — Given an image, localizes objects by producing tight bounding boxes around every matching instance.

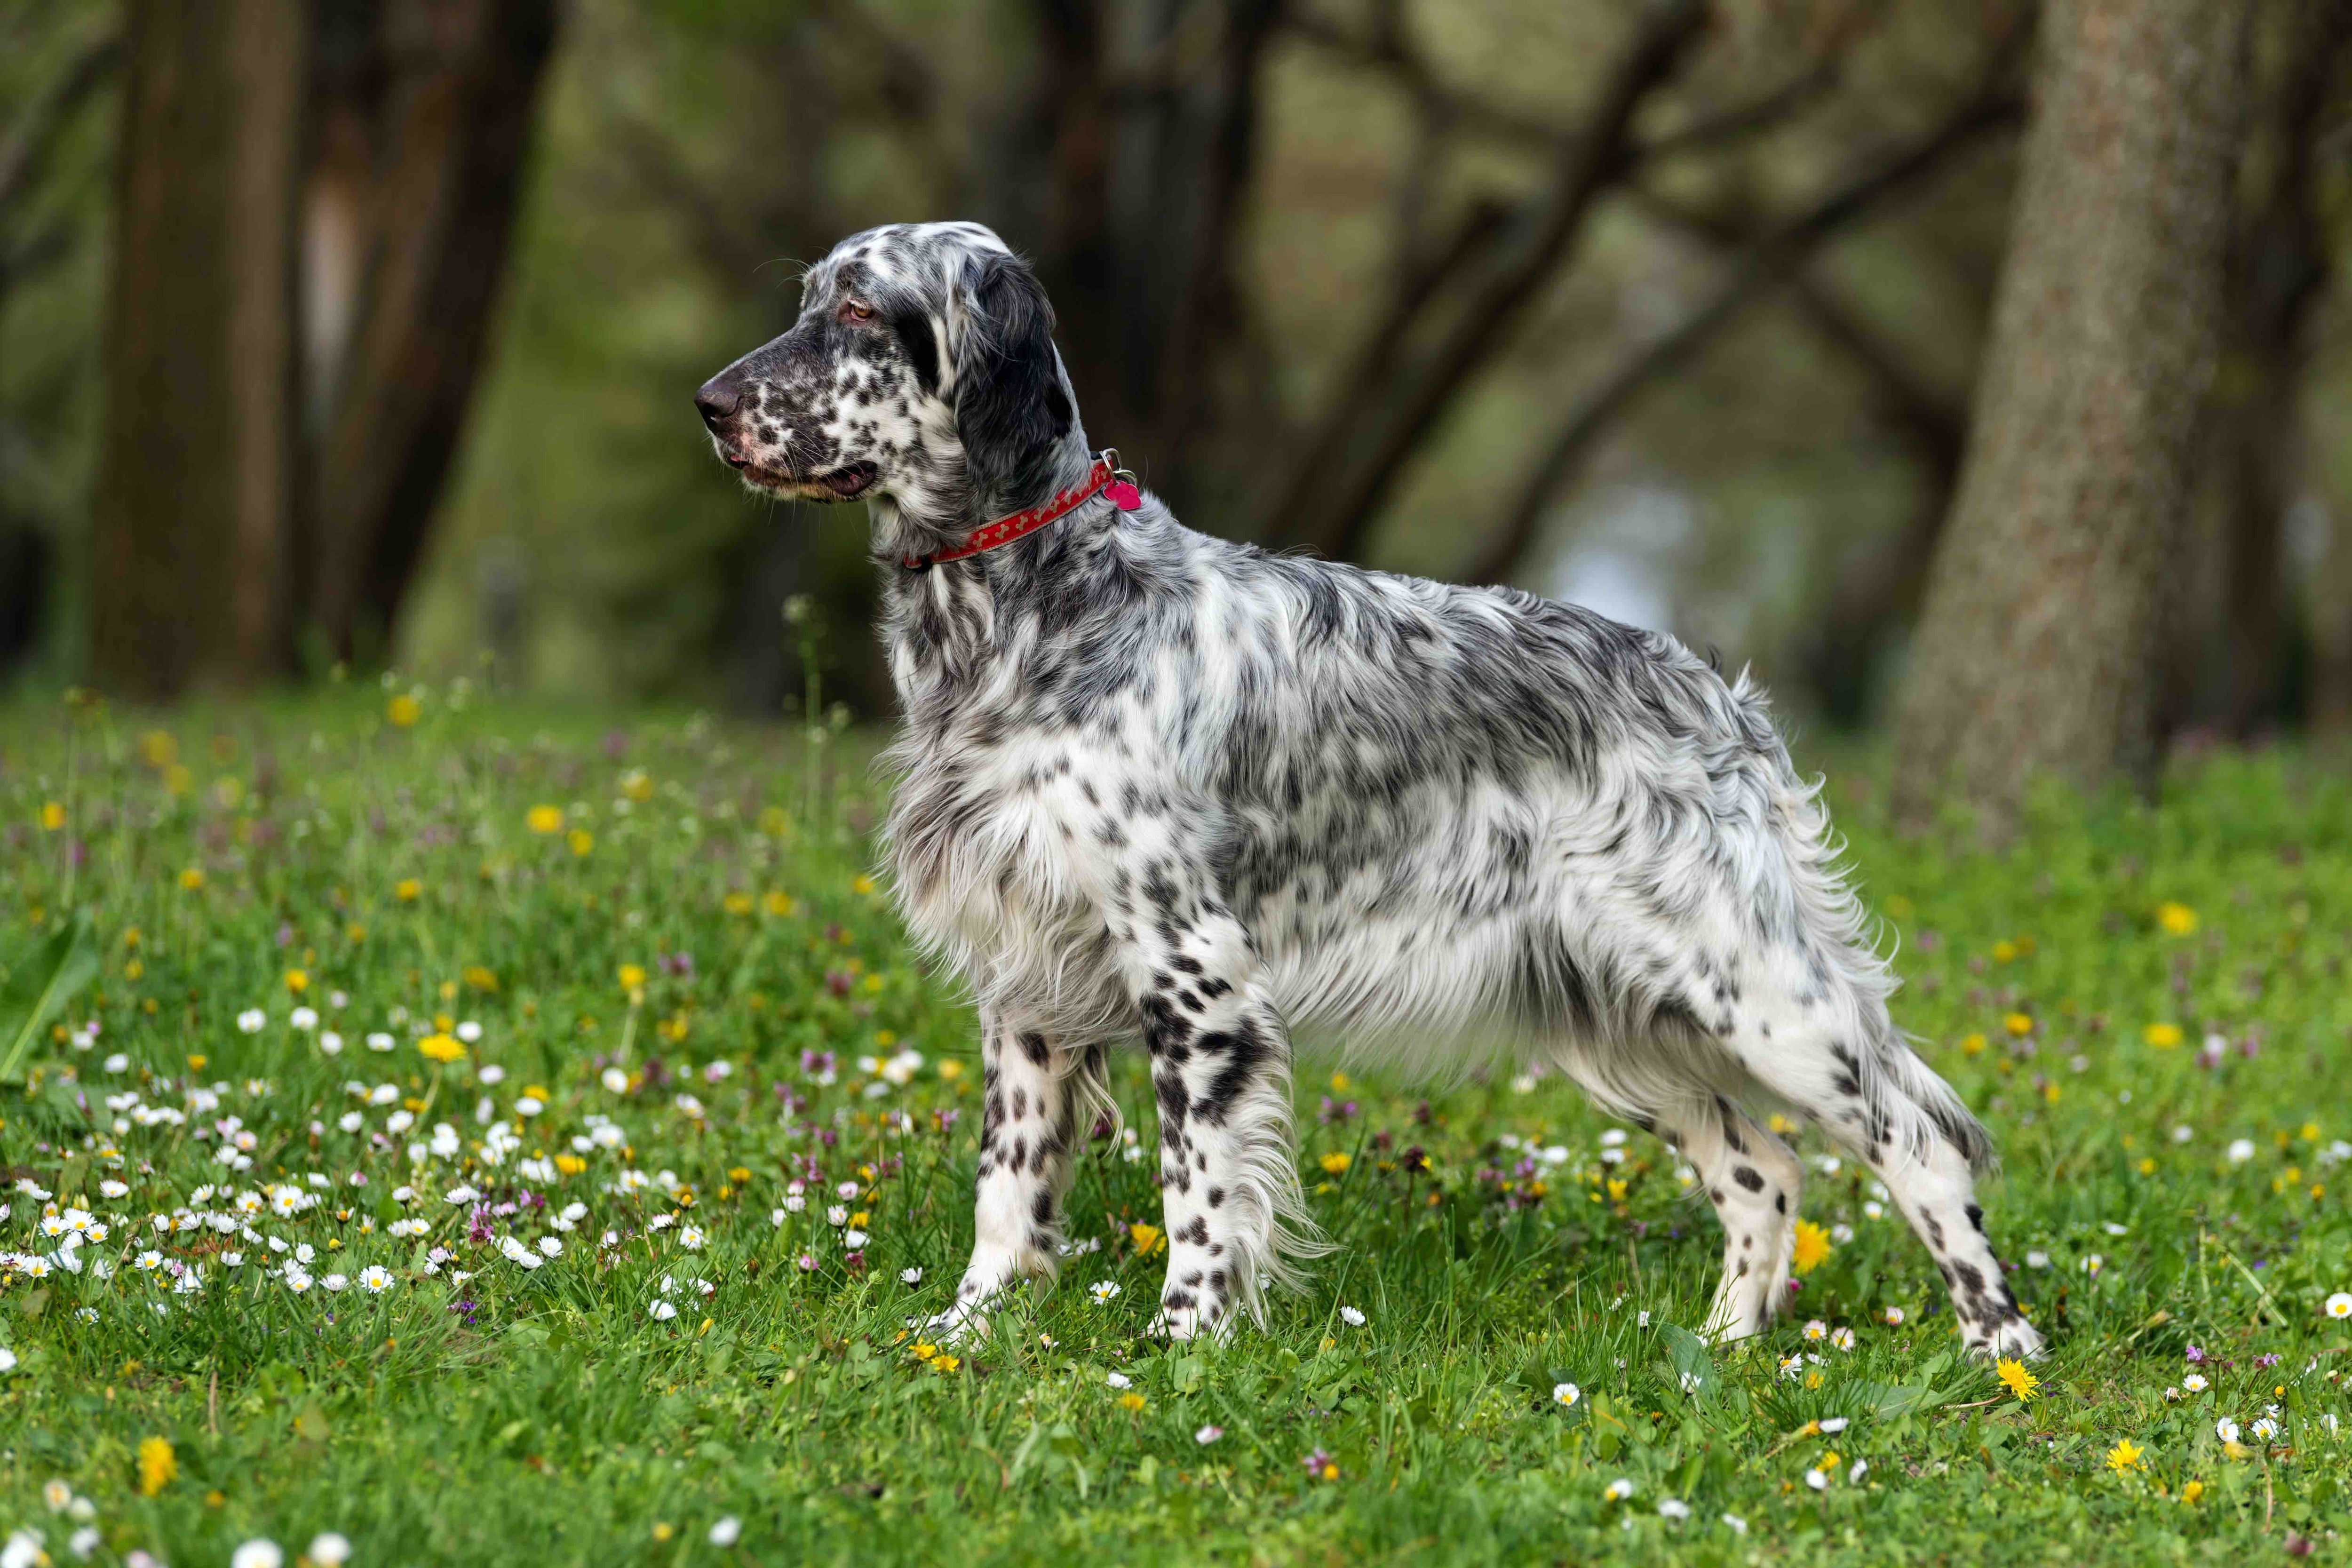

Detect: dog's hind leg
[933,1006,1081,1340]
[1716,942,2045,1360]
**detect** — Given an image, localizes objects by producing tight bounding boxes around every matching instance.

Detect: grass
[0,684,2348,1566]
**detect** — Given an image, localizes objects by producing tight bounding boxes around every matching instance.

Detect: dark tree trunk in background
[90,0,308,699]
[2196,0,2348,737]
[1891,0,2253,834]
[304,0,557,665]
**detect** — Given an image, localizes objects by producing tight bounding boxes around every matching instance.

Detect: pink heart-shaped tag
[1104,480,1142,511]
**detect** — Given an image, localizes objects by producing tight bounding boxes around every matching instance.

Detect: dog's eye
[840,299,875,324]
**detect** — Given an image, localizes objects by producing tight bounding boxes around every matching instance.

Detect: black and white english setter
[695,221,2042,1360]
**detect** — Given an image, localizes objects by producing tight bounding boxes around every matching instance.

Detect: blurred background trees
[4,0,2352,812]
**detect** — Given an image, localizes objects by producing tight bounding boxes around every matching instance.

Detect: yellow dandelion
[1996,1357,2039,1402]
[386,694,421,727]
[2157,902,2198,936]
[620,769,654,803]
[567,828,594,857]
[2003,1012,2033,1037]
[395,878,422,902]
[526,804,564,835]
[418,1034,464,1064]
[2180,1479,2204,1505]
[1129,1222,1165,1255]
[723,891,754,916]
[179,867,206,891]
[852,873,878,895]
[1791,1218,1832,1275]
[138,1435,177,1496]
[283,968,308,994]
[1117,1391,1146,1413]
[762,890,795,916]
[1961,1033,1986,1056]
[618,963,647,992]
[38,801,64,831]
[1991,940,2017,964]
[2105,1439,2144,1474]
[1319,1150,1352,1176]
[2143,1023,2183,1049]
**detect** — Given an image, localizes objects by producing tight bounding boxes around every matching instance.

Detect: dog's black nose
[694,376,741,427]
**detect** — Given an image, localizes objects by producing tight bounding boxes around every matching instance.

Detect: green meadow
[0,687,2348,1565]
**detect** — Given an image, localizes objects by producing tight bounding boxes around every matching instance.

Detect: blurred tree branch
[1464,88,2021,587]
[0,30,116,218]
[1261,0,1714,555]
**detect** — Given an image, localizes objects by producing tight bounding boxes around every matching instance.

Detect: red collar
[899,451,1142,570]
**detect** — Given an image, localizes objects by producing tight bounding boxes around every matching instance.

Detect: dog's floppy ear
[952,249,1074,502]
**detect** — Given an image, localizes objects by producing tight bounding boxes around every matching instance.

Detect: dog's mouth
[723,448,877,501]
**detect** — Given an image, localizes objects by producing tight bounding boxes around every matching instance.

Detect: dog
[695,220,2043,1359]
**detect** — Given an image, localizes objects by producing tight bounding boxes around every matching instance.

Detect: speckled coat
[693,221,2042,1358]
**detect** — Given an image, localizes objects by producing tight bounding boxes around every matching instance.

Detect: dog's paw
[1145,1305,1200,1342]
[924,1298,993,1347]
[1965,1313,2048,1363]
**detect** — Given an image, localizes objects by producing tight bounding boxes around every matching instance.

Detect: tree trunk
[304,0,558,664]
[1890,0,2252,834]
[2205,0,2346,737]
[89,0,307,699]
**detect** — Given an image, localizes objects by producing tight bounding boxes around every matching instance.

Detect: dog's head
[695,222,1080,535]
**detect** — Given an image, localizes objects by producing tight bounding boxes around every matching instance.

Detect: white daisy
[1552,1382,1581,1407]
[1090,1280,1121,1304]
[359,1266,393,1293]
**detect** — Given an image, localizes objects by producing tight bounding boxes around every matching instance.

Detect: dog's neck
[872,427,1106,721]
[868,429,1100,566]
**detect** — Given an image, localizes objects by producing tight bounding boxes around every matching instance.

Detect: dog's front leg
[1125,908,1317,1340]
[934,1007,1077,1342]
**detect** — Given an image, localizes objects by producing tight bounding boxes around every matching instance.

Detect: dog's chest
[883,720,1115,965]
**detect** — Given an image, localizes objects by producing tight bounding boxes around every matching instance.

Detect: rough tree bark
[304,0,558,664]
[89,0,308,699]
[1890,0,2253,834]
